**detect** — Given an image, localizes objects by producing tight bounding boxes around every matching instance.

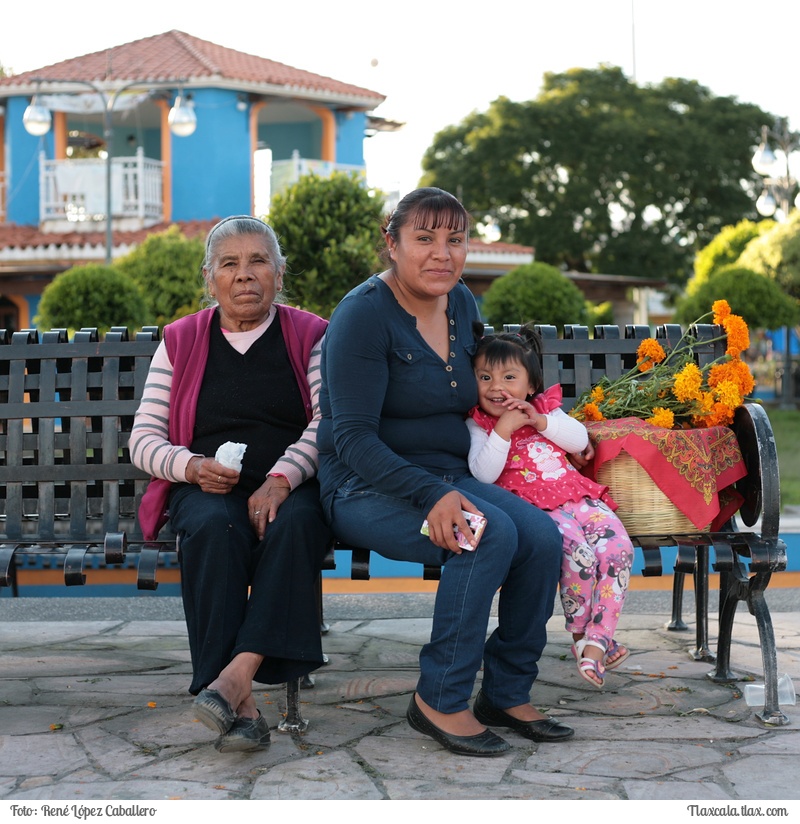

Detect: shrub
[115,225,205,326]
[268,172,385,318]
[35,264,149,335]
[481,262,589,331]
[690,219,774,293]
[674,265,799,330]
[737,209,800,300]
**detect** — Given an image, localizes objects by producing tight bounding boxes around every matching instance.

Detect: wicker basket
[597,451,708,534]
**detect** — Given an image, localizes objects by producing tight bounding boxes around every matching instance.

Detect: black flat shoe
[406,694,510,757]
[473,690,575,742]
[193,688,237,735]
[215,711,271,753]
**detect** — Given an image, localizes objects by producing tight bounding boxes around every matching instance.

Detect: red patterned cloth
[582,417,747,531]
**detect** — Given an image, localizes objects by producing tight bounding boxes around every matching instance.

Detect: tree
[268,172,385,318]
[35,264,149,334]
[674,265,799,330]
[689,219,775,295]
[115,225,205,326]
[737,209,800,299]
[420,66,776,286]
[481,263,589,331]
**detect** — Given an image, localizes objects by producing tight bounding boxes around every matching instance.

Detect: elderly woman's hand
[248,476,291,539]
[424,490,484,555]
[186,456,239,494]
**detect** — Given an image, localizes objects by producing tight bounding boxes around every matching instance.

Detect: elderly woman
[131,215,330,753]
[318,188,574,757]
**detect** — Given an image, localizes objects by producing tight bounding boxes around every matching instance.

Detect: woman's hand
[424,490,484,554]
[248,476,291,539]
[186,456,239,494]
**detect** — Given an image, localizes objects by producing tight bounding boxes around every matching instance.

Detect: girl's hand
[423,490,484,554]
[568,439,595,469]
[493,392,547,439]
[186,456,239,494]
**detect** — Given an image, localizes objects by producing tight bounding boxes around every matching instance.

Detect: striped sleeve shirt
[129,332,325,490]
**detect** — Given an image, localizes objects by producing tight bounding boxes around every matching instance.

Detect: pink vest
[137,304,327,539]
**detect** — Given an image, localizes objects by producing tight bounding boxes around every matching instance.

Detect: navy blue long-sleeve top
[317,275,481,518]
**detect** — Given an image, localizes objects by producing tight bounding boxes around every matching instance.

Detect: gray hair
[202,215,287,305]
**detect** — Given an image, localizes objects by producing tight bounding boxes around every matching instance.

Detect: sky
[4,0,800,197]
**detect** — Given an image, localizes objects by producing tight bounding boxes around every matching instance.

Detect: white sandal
[570,638,606,689]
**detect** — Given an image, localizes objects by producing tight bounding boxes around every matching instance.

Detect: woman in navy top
[318,188,574,756]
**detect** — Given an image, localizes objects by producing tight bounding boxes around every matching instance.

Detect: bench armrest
[731,403,781,541]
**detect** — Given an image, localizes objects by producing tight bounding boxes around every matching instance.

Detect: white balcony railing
[270,151,365,200]
[38,147,163,229]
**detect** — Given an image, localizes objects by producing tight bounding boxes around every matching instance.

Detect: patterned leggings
[549,498,633,651]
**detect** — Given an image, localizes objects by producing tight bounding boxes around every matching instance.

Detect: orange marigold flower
[709,359,755,396]
[706,402,735,427]
[636,339,666,370]
[590,386,605,403]
[712,300,731,324]
[672,363,703,402]
[582,402,604,421]
[646,407,675,429]
[714,379,743,410]
[722,315,750,357]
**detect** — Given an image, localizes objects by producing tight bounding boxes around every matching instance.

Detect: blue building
[0,30,389,329]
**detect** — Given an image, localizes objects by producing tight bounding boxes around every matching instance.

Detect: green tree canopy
[115,225,205,326]
[737,209,800,299]
[690,219,775,294]
[674,265,799,330]
[35,264,149,335]
[481,262,589,331]
[420,66,776,286]
[268,172,385,318]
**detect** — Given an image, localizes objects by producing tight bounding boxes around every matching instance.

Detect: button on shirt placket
[448,318,458,389]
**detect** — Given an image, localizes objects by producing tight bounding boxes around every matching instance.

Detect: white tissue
[215,441,247,472]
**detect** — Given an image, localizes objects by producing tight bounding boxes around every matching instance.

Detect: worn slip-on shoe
[193,688,237,735]
[406,694,510,757]
[214,711,271,753]
[473,690,575,742]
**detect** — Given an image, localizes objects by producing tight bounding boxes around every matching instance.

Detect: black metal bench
[0,326,324,732]
[0,322,788,728]
[333,322,789,727]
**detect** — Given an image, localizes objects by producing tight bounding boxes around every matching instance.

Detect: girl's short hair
[472,322,544,397]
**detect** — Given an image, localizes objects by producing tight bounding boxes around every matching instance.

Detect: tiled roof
[0,223,531,262]
[0,30,385,107]
[0,220,214,252]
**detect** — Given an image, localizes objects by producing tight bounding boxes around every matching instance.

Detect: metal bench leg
[748,571,788,726]
[278,678,309,733]
[666,571,689,631]
[690,545,715,662]
[710,567,739,683]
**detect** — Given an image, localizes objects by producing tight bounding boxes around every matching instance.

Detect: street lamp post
[22,79,197,265]
[751,119,799,410]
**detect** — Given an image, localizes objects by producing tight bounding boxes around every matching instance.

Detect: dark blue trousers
[169,480,331,694]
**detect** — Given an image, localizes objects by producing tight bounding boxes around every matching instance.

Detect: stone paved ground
[0,597,798,803]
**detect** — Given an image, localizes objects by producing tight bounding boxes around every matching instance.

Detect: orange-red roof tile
[0,30,384,106]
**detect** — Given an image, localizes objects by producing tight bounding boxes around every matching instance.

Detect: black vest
[190,312,307,496]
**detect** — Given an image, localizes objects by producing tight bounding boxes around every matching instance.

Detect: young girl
[466,325,632,688]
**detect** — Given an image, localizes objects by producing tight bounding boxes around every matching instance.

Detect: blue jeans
[328,474,561,713]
